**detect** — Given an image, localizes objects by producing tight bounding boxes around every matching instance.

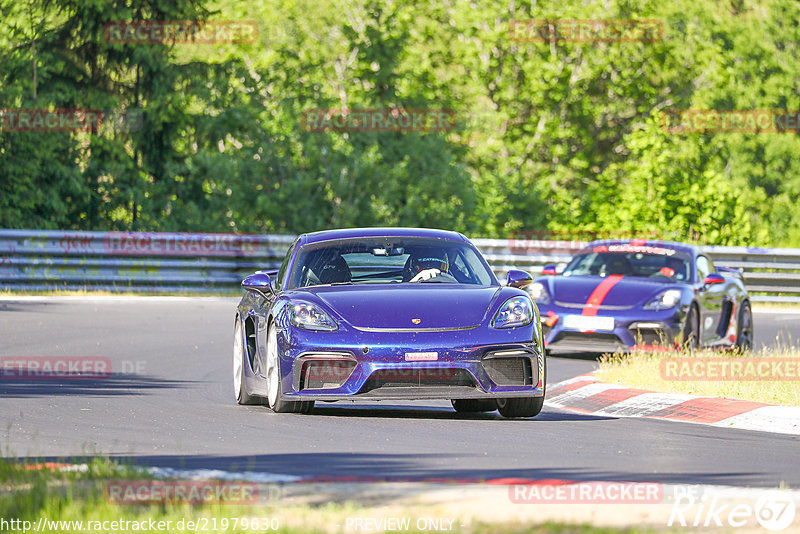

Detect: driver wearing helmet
[662,256,686,280]
[403,247,449,282]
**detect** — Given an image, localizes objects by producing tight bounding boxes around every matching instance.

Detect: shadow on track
[0,373,195,397]
[10,452,767,490]
[306,404,614,423]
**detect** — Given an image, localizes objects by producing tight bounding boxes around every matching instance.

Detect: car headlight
[526,282,550,304]
[493,296,534,329]
[288,302,338,331]
[643,289,682,310]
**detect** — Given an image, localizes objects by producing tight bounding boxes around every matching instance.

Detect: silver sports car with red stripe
[527,240,753,353]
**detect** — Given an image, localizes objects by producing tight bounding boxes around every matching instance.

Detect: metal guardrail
[1,229,798,302]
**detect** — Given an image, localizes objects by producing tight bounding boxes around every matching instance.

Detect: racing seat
[317,255,352,284]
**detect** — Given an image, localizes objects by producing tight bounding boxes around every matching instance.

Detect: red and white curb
[545,374,800,436]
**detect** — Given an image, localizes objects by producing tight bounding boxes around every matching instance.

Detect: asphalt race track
[1,297,798,487]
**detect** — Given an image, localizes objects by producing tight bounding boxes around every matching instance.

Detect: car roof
[297,227,468,246]
[582,239,700,255]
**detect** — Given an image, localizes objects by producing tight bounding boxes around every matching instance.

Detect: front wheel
[682,304,700,352]
[265,322,314,414]
[496,396,545,418]
[735,301,754,352]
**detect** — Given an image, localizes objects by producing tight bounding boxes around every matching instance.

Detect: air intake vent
[483,356,534,386]
[359,368,475,393]
[299,359,356,390]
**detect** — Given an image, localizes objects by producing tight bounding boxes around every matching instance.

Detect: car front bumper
[536,305,685,353]
[276,324,545,401]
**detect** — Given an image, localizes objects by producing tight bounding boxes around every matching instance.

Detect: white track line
[547,376,800,436]
[546,382,627,408]
[712,405,800,435]
[594,392,696,417]
[0,295,237,302]
[753,307,800,314]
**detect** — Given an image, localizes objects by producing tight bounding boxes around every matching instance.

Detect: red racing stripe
[582,275,624,316]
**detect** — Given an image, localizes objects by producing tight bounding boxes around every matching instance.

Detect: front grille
[554,301,634,311]
[555,331,622,344]
[358,368,475,393]
[550,331,627,353]
[299,359,356,390]
[483,357,533,386]
[629,328,669,346]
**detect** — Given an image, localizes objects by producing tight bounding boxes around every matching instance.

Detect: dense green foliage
[1,0,798,245]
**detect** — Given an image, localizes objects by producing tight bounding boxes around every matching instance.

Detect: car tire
[682,303,700,352]
[451,399,497,413]
[234,316,260,405]
[266,321,314,414]
[496,356,546,419]
[735,300,754,352]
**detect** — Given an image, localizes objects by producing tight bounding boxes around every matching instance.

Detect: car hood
[291,284,503,329]
[541,275,676,308]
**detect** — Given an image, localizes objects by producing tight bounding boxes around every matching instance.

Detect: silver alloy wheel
[233,318,244,400]
[266,323,280,408]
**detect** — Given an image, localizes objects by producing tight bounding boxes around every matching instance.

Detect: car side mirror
[541,263,558,275]
[506,269,534,288]
[703,273,725,285]
[242,272,274,296]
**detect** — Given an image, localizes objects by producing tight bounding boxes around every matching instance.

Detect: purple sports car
[529,239,753,353]
[233,228,546,418]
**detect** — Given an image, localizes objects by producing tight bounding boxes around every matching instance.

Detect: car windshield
[562,247,691,281]
[289,237,496,288]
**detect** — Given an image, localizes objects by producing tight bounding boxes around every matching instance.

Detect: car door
[252,242,294,385]
[694,254,726,343]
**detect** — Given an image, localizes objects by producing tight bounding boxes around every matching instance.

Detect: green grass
[0,458,663,533]
[597,346,800,406]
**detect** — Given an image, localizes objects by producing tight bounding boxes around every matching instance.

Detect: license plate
[404,352,438,362]
[563,315,614,332]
